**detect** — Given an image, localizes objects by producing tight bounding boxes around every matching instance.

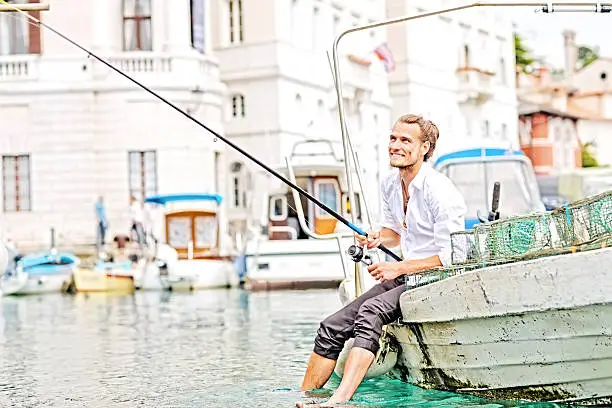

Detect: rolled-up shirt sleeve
[427,179,467,266]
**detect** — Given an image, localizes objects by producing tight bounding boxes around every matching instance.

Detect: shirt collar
[398,161,431,194]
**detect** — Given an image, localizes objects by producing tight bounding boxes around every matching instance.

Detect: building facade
[209,0,393,241]
[0,0,228,251]
[518,102,582,175]
[385,0,520,160]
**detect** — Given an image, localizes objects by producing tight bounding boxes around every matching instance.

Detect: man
[95,196,108,249]
[297,114,466,407]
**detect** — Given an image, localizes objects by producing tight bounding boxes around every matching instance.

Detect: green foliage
[577,45,599,70]
[514,33,535,73]
[582,142,599,168]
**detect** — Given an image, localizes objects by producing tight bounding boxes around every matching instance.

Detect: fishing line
[0,1,402,262]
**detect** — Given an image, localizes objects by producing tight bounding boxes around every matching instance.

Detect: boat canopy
[145,193,223,205]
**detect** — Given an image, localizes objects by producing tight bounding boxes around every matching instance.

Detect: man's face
[388,122,429,168]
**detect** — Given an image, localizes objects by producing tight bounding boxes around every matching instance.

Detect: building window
[123,0,152,51]
[229,0,243,44]
[232,94,245,117]
[500,57,507,84]
[463,44,470,67]
[483,120,490,138]
[2,154,31,212]
[230,161,248,208]
[128,150,157,202]
[501,123,508,141]
[0,1,29,55]
[190,0,205,53]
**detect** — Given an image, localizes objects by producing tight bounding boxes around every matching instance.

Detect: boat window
[445,159,541,220]
[446,162,487,219]
[195,215,218,248]
[167,217,192,248]
[315,179,340,217]
[269,195,288,221]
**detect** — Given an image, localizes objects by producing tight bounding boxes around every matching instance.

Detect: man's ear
[422,140,431,158]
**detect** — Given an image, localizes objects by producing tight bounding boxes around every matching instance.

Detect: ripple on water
[0,290,569,408]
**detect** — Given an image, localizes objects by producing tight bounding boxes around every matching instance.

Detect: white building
[385,0,519,159]
[209,0,393,239]
[0,0,227,251]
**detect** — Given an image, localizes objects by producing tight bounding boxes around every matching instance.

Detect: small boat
[144,193,239,291]
[71,260,136,293]
[244,140,364,290]
[1,250,79,296]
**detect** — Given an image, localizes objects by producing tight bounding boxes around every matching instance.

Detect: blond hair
[395,114,439,161]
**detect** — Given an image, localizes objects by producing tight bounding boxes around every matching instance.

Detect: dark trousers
[98,221,106,246]
[313,276,405,360]
[131,222,146,245]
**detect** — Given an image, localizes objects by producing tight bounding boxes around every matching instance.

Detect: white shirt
[130,201,144,224]
[380,162,466,267]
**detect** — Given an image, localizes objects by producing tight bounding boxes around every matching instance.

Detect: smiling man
[296,114,467,407]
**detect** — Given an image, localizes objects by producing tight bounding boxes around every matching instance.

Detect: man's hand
[355,231,381,250]
[367,262,407,282]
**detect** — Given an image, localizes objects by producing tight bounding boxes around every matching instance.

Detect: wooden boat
[71,261,135,293]
[144,193,239,291]
[334,190,612,405]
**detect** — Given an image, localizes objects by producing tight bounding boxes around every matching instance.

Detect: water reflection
[0,290,572,407]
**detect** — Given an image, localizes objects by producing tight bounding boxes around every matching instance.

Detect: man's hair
[395,114,439,161]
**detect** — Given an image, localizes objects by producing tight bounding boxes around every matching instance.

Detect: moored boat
[144,193,239,291]
[1,250,79,296]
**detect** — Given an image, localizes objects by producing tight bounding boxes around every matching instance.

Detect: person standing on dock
[297,114,467,407]
[95,196,108,250]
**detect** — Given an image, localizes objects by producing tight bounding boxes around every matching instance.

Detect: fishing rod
[0,0,402,263]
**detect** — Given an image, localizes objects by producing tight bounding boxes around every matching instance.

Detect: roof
[434,148,526,167]
[144,193,223,205]
[518,101,583,120]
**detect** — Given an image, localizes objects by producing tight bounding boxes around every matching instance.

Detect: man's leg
[324,283,405,405]
[300,277,402,391]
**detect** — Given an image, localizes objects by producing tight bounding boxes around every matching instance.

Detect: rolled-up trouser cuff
[352,337,380,356]
[313,343,343,360]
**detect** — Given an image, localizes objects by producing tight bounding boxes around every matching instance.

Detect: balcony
[0,55,38,82]
[1,52,220,89]
[96,52,220,88]
[456,66,495,104]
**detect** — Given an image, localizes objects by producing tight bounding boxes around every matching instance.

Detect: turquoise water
[0,289,568,407]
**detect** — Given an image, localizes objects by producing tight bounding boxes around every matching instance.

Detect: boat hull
[72,268,135,293]
[8,273,72,295]
[163,259,237,291]
[244,238,348,290]
[387,246,612,405]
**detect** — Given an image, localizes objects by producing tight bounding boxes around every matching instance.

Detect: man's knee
[313,314,351,360]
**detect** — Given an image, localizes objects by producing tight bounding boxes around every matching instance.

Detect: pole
[0,3,48,12]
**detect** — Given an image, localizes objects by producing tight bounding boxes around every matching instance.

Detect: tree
[577,45,599,70]
[581,141,599,168]
[514,33,535,73]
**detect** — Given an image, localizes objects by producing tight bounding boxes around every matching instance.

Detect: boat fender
[334,330,399,379]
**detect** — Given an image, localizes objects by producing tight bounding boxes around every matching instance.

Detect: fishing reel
[346,245,373,266]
